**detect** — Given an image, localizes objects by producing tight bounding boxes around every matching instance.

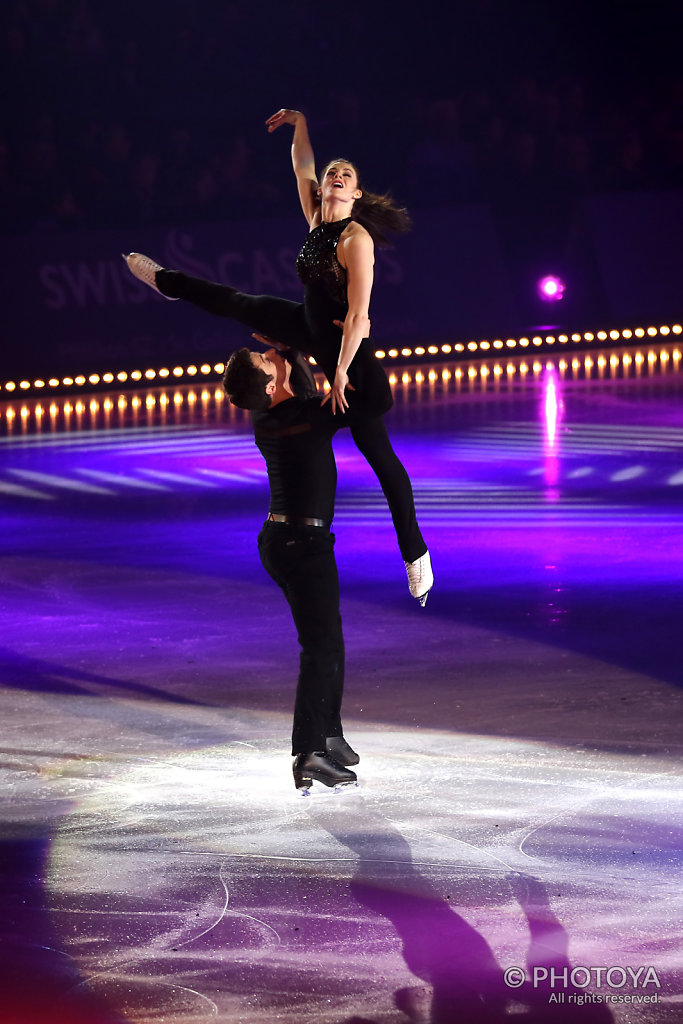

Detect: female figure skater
[124,109,432,604]
[266,107,400,412]
[265,107,432,602]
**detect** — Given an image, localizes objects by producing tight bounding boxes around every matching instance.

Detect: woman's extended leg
[349,415,427,565]
[156,269,311,349]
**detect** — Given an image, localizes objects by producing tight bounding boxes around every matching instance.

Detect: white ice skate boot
[121,252,178,299]
[405,550,433,607]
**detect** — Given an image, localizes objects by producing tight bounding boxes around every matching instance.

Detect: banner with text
[1,208,517,377]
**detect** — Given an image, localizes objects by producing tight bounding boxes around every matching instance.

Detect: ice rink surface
[1,350,682,1023]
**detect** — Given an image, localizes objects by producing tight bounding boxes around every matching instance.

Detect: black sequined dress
[296,218,371,384]
[296,217,350,309]
[295,217,396,416]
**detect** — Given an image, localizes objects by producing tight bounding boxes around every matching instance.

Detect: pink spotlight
[542,364,563,499]
[538,275,566,302]
[543,367,559,448]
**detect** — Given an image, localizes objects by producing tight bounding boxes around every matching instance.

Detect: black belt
[267,512,330,529]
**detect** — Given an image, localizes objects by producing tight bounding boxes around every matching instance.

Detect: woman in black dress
[264,108,431,604]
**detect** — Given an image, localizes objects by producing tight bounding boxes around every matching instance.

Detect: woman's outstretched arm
[323,227,374,414]
[265,108,319,226]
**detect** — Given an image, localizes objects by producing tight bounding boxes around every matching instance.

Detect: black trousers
[258,521,344,755]
[158,270,427,563]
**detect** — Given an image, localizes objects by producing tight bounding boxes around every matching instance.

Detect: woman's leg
[349,415,427,564]
[157,270,311,350]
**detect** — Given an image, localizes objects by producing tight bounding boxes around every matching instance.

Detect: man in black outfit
[223,340,392,792]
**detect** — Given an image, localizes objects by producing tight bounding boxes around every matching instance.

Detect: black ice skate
[326,735,360,766]
[292,751,358,794]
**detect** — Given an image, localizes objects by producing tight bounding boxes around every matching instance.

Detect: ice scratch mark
[516,809,579,862]
[173,851,490,870]
[388,820,517,874]
[173,860,281,949]
[516,771,677,861]
[172,859,230,949]
[172,983,218,1016]
[35,944,76,959]
[68,966,219,1016]
[223,908,282,946]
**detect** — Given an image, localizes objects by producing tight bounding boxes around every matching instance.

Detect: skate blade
[334,781,360,794]
[296,780,359,796]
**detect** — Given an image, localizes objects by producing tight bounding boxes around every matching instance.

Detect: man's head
[223,347,292,410]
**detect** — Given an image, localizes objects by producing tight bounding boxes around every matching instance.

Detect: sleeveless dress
[297,218,350,306]
[295,218,388,405]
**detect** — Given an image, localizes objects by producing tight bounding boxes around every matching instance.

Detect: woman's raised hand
[265,109,302,133]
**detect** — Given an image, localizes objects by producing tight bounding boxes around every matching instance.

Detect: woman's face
[320,161,362,204]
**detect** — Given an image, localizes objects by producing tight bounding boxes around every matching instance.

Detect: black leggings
[158,270,427,562]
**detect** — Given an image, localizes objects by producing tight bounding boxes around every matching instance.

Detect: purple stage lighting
[538,275,566,302]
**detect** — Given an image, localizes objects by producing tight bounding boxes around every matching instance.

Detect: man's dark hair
[223,348,273,410]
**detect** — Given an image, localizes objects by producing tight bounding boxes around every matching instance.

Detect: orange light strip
[375,323,681,362]
[3,325,682,396]
[5,345,682,429]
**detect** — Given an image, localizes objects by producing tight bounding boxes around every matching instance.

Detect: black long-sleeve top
[253,397,344,523]
[251,354,392,524]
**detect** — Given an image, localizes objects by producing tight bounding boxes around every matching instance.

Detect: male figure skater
[223,337,393,792]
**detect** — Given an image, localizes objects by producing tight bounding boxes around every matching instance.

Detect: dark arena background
[1,2,682,1023]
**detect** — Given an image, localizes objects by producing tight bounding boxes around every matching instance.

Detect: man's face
[249,349,292,396]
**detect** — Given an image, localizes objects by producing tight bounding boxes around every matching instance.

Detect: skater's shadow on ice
[308,803,614,1024]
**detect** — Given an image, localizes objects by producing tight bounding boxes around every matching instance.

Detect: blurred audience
[1,0,682,235]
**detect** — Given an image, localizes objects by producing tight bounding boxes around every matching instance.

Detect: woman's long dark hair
[320,157,412,246]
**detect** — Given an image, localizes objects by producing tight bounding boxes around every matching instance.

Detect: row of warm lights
[375,324,682,361]
[3,324,682,396]
[4,349,680,423]
[1,362,226,395]
[386,348,682,386]
[4,388,228,422]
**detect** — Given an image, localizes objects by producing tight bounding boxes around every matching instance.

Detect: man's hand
[332,318,371,332]
[251,332,287,351]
